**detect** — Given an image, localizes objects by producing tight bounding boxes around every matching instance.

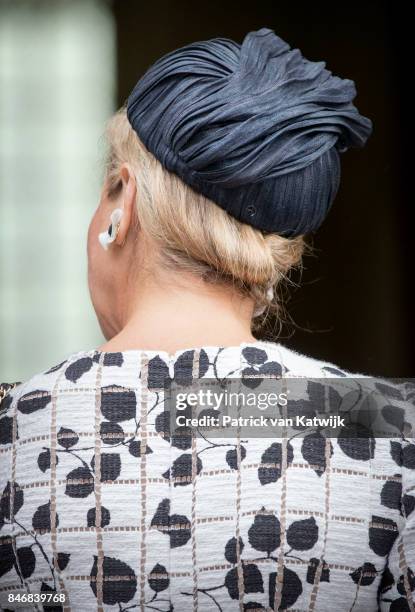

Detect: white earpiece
[98,208,123,251]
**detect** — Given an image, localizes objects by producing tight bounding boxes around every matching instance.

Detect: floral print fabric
[0,341,414,611]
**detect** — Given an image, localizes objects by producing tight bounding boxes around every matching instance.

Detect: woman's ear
[116,163,137,246]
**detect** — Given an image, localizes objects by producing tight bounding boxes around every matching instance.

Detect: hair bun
[127,28,372,236]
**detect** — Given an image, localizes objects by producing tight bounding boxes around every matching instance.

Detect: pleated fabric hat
[127,28,372,236]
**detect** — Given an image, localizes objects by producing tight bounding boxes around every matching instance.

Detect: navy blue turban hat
[127,28,372,236]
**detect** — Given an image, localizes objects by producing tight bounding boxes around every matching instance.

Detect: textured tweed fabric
[0,341,414,611]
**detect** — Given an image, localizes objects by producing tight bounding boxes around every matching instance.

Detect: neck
[98,274,257,354]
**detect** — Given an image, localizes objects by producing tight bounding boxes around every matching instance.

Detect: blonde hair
[104,107,305,329]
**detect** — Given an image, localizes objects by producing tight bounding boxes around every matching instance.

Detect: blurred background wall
[0,0,412,380]
[0,0,115,380]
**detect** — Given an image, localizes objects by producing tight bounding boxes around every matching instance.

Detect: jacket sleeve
[378,438,415,610]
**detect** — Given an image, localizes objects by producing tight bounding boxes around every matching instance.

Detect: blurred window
[0,0,115,379]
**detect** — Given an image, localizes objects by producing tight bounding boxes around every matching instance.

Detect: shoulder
[0,351,96,434]
[0,349,136,458]
[0,354,75,448]
[2,348,131,404]
[259,341,415,444]
[260,341,361,377]
[0,351,91,414]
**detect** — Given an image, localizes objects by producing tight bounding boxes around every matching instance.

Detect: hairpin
[253,285,274,317]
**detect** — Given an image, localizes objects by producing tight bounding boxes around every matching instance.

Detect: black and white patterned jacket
[0,341,414,611]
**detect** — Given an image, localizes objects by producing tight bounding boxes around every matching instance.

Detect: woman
[0,28,413,612]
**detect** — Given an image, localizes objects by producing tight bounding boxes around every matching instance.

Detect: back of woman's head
[104,107,305,325]
[103,29,371,329]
